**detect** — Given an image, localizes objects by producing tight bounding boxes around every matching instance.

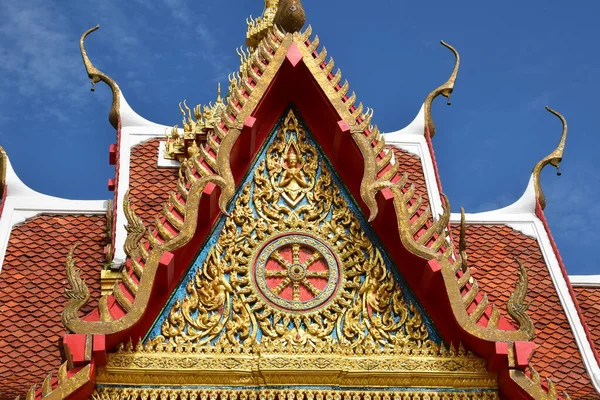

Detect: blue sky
[0,1,598,275]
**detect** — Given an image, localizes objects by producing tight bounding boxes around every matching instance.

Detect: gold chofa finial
[80,25,121,129]
[274,0,306,33]
[424,41,460,138]
[532,106,568,210]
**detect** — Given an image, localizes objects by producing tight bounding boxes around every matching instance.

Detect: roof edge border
[570,275,600,288]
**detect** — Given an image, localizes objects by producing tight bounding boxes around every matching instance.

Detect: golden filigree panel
[150,109,437,354]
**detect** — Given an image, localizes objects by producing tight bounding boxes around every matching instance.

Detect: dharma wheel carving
[252,233,342,312]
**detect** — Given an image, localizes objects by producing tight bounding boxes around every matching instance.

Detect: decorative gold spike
[41,372,53,396]
[487,305,500,329]
[80,26,121,128]
[507,259,535,339]
[424,41,460,138]
[155,216,176,241]
[62,245,90,328]
[533,106,568,210]
[57,362,68,384]
[123,190,146,260]
[26,384,36,400]
[462,281,479,307]
[410,208,431,235]
[113,284,133,312]
[120,270,139,296]
[470,294,489,322]
[99,296,112,322]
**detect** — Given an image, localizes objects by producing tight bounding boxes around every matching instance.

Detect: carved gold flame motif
[151,110,436,353]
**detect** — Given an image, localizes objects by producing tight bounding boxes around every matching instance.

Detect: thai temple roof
[0,1,598,400]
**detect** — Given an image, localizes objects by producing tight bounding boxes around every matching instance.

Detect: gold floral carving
[532,106,568,210]
[424,41,460,138]
[80,26,121,129]
[152,110,436,353]
[93,388,499,400]
[98,339,496,388]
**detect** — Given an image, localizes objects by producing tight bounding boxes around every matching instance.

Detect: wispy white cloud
[0,0,87,123]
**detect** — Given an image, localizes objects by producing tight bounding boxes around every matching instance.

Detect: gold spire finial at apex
[424,41,461,138]
[80,25,121,129]
[274,0,306,33]
[532,106,568,210]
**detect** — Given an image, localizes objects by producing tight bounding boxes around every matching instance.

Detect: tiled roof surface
[574,286,600,358]
[390,147,429,213]
[129,139,178,227]
[451,224,598,399]
[0,214,105,400]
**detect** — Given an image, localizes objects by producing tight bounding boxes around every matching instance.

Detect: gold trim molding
[93,388,499,400]
[97,343,496,389]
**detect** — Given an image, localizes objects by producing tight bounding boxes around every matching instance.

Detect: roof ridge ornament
[274,0,306,33]
[424,41,460,138]
[80,25,121,129]
[533,106,568,210]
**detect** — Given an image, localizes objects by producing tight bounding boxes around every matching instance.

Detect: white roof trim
[384,104,443,219]
[111,91,174,267]
[451,198,600,393]
[570,275,600,288]
[0,155,107,274]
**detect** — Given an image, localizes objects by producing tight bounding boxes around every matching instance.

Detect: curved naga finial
[424,41,460,138]
[62,245,90,329]
[507,259,535,339]
[123,189,146,259]
[80,25,121,129]
[532,106,568,210]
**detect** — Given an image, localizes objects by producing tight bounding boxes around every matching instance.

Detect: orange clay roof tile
[129,139,178,227]
[451,223,598,399]
[0,214,105,400]
[574,287,600,359]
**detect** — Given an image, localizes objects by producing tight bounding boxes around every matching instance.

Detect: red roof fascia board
[535,200,600,367]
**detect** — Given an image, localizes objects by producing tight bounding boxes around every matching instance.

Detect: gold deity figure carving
[279,145,308,205]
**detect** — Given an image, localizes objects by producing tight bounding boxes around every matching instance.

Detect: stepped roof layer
[0,214,105,400]
[450,223,596,398]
